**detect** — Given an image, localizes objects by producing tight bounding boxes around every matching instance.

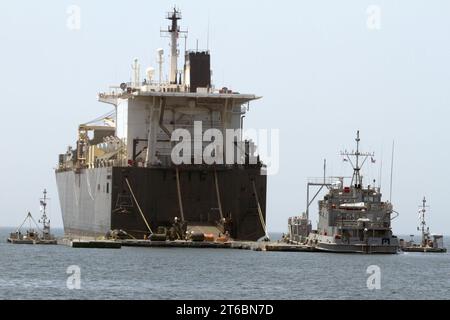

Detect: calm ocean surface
[0,227,449,300]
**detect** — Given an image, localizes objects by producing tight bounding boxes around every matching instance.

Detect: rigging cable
[214,168,224,221]
[252,180,269,240]
[17,212,42,233]
[83,109,116,126]
[125,178,153,234]
[175,167,185,222]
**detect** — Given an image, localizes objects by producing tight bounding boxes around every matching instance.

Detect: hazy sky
[0,0,449,235]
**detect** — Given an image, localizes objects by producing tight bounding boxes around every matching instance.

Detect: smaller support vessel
[7,212,39,244]
[7,189,57,245]
[289,131,399,254]
[400,197,446,253]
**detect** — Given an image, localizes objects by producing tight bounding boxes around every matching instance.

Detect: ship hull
[56,167,113,237]
[307,234,399,254]
[314,243,399,254]
[56,165,267,241]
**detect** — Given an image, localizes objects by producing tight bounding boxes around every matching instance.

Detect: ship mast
[161,7,187,84]
[340,131,374,189]
[39,189,51,236]
[418,197,430,246]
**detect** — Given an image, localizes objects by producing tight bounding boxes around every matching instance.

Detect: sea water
[0,228,448,300]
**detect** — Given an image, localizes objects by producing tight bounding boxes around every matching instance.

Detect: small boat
[400,197,447,253]
[7,212,41,244]
[7,189,57,245]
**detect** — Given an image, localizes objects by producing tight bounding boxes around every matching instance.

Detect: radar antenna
[340,131,375,189]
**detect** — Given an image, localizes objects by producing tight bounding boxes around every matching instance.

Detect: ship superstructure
[56,8,267,241]
[286,213,311,244]
[289,132,399,254]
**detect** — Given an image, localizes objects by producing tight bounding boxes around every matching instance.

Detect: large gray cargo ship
[56,8,267,241]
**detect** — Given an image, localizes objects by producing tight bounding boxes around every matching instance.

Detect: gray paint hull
[315,242,399,254]
[55,168,112,237]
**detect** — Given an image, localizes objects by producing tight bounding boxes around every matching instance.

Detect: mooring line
[125,177,152,234]
[214,168,224,221]
[252,180,269,240]
[175,167,185,221]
